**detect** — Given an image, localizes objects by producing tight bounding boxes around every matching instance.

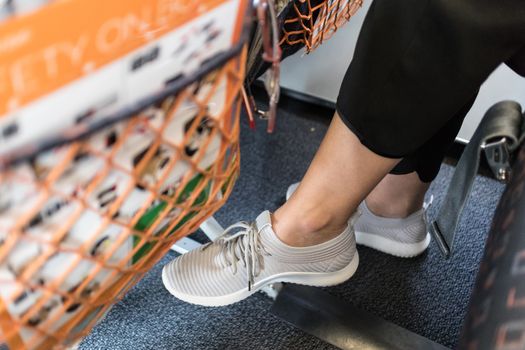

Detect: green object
[131,173,212,264]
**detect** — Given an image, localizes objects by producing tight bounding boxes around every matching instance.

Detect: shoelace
[201,221,271,291]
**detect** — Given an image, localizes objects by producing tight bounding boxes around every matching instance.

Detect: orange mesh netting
[280,0,363,52]
[0,45,246,350]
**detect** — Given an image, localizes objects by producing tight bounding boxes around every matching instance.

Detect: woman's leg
[273,112,399,247]
[163,113,399,306]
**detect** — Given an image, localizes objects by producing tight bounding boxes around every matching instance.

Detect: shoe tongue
[255,210,272,232]
[254,211,281,252]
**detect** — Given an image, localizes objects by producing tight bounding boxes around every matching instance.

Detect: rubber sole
[162,252,359,307]
[355,231,431,258]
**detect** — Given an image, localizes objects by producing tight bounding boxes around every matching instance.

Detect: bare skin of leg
[272,113,400,247]
[365,172,431,218]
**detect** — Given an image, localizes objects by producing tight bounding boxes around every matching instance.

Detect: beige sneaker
[162,211,359,307]
[287,183,431,258]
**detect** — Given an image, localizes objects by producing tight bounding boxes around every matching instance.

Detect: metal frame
[271,284,450,350]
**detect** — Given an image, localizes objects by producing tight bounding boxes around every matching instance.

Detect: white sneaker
[162,211,359,307]
[286,183,431,258]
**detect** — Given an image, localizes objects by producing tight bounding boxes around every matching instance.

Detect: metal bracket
[271,284,450,350]
[482,137,512,182]
[429,220,451,259]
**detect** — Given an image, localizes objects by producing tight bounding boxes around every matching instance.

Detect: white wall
[279,1,525,142]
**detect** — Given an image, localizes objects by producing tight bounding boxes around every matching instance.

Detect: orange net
[280,0,363,52]
[0,0,247,341]
[0,48,245,350]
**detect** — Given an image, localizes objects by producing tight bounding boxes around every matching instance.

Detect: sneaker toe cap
[162,247,246,300]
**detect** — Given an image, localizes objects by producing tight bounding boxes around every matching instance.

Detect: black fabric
[336,0,525,159]
[391,92,478,182]
[506,46,525,77]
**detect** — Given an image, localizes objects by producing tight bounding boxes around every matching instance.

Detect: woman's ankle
[271,205,349,247]
[364,173,429,218]
[364,197,423,218]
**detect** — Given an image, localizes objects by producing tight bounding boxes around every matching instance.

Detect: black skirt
[336,0,525,181]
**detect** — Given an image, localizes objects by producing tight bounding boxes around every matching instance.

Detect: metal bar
[271,284,450,350]
[198,216,225,241]
[170,216,224,254]
[170,237,203,254]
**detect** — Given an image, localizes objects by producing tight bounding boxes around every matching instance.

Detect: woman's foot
[354,200,431,258]
[287,182,431,257]
[162,211,359,306]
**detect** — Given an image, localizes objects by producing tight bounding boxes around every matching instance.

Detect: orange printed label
[0,0,228,116]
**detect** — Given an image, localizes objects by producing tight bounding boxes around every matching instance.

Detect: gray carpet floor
[79,107,505,350]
